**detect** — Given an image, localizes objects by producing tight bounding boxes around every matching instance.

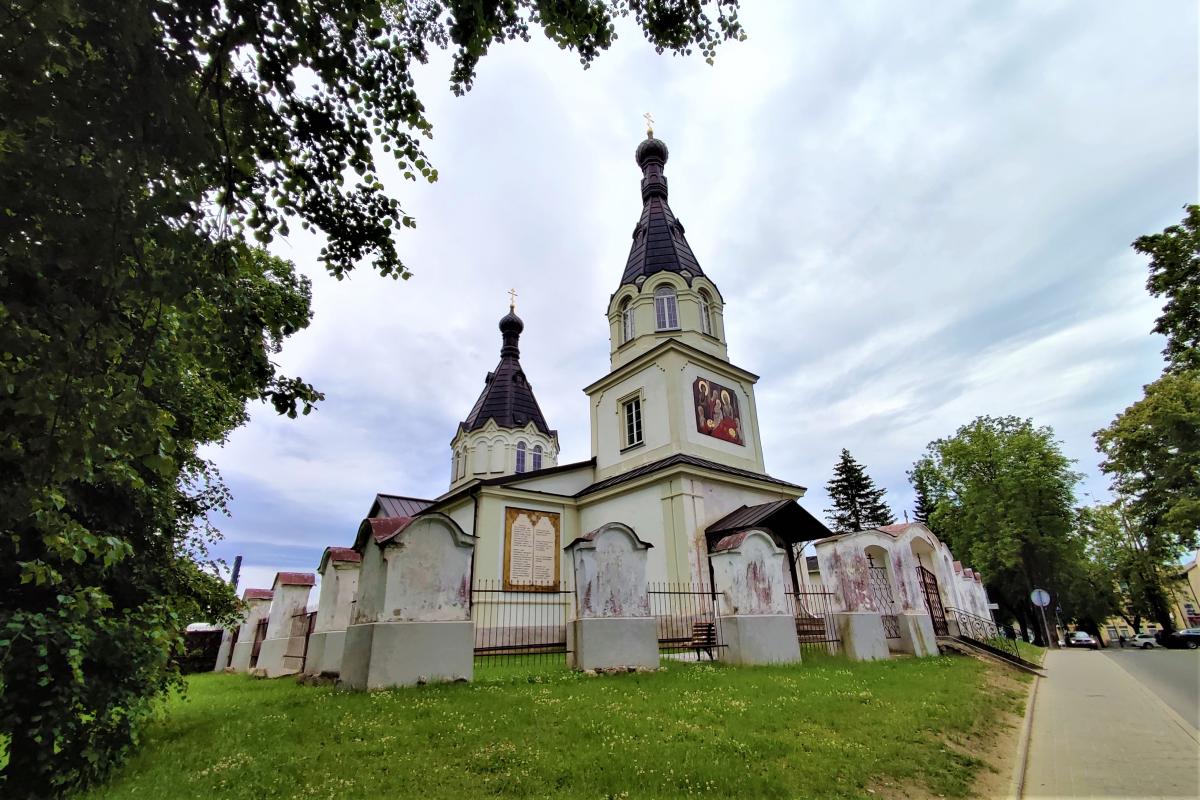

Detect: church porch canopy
[704,499,832,554]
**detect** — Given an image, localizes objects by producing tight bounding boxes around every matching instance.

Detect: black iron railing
[471,579,573,665]
[947,607,1021,661]
[648,582,725,660]
[785,589,842,655]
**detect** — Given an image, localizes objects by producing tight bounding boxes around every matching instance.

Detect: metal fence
[471,580,573,665]
[647,582,725,660]
[948,607,1022,661]
[786,589,842,655]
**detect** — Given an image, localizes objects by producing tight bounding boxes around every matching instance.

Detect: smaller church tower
[449,305,559,488]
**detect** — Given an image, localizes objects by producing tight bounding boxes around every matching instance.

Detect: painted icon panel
[693,376,744,445]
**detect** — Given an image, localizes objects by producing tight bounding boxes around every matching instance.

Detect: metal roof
[460,310,554,437]
[704,499,833,547]
[619,136,711,292]
[372,494,433,519]
[576,454,803,498]
[273,572,315,587]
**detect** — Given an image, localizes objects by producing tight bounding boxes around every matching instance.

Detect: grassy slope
[88,655,1024,800]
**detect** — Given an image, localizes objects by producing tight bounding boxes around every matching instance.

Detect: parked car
[1161,630,1200,650]
[1130,632,1157,649]
[1066,631,1099,650]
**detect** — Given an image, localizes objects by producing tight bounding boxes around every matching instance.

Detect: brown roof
[325,547,361,564]
[274,572,316,587]
[242,588,273,601]
[877,522,912,535]
[366,516,416,545]
[371,494,433,519]
[578,454,803,498]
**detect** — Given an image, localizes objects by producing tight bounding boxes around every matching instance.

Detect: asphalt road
[1100,646,1200,730]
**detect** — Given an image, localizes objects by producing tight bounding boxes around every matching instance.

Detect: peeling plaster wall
[571,527,651,619]
[381,518,473,622]
[711,530,790,615]
[351,542,386,625]
[235,598,271,641]
[264,584,312,639]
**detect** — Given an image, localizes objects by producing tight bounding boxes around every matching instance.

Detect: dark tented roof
[577,454,803,498]
[705,500,833,549]
[460,310,554,437]
[372,494,433,519]
[618,135,710,292]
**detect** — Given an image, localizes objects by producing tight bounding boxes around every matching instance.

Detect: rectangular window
[622,397,643,447]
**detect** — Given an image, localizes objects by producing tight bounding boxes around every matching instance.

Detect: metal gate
[786,589,842,655]
[867,557,900,639]
[917,565,949,636]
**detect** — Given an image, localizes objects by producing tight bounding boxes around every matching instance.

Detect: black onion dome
[499,310,524,335]
[635,136,669,168]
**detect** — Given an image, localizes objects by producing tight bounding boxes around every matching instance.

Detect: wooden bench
[795,615,826,641]
[688,621,718,660]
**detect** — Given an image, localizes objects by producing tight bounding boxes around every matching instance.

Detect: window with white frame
[654,285,678,330]
[515,441,526,473]
[620,298,634,343]
[622,396,643,448]
[532,444,543,471]
[699,289,713,335]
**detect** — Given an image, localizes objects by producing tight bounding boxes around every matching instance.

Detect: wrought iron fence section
[647,582,725,660]
[947,607,1021,660]
[916,565,949,636]
[868,565,901,639]
[471,579,573,665]
[785,589,842,655]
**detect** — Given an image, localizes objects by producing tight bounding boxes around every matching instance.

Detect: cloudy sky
[203,1,1198,594]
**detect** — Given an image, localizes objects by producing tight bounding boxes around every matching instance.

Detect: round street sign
[1030,589,1051,607]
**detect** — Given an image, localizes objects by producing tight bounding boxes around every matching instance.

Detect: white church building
[361,130,832,598]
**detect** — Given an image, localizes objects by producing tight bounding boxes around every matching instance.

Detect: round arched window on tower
[515,441,526,473]
[654,285,678,330]
[699,289,713,336]
[620,297,634,343]
[532,444,543,471]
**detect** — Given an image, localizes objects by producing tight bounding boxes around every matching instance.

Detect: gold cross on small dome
[643,112,654,137]
[507,287,518,311]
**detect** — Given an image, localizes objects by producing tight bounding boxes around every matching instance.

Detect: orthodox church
[364,128,831,593]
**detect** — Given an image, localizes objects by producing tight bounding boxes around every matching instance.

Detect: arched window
[654,285,678,330]
[532,444,543,471]
[515,441,526,473]
[699,289,713,335]
[620,298,634,343]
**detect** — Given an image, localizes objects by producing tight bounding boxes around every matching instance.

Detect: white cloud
[207,0,1198,578]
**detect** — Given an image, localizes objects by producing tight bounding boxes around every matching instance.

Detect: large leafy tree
[824,448,896,533]
[0,1,744,795]
[1074,502,1166,632]
[1094,206,1200,633]
[1138,204,1199,372]
[912,416,1081,644]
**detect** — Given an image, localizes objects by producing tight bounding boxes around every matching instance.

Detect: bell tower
[586,130,766,481]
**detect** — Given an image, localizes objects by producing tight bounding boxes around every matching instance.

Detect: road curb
[1010,670,1040,799]
[1104,651,1199,744]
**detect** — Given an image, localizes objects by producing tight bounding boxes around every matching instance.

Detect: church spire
[460,305,552,436]
[620,131,709,290]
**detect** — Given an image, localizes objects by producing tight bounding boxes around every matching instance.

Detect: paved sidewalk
[1024,649,1199,798]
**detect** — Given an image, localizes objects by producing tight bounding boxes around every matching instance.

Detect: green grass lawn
[86,655,1025,800]
[1015,641,1047,666]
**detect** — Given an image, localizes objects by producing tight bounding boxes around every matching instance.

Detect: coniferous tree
[824,449,897,533]
[910,469,934,528]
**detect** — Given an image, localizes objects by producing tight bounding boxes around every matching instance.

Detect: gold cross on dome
[507,287,518,311]
[643,112,654,137]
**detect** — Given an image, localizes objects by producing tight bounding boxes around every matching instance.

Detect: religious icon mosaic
[693,376,744,445]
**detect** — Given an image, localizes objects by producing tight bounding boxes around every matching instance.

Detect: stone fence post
[341,514,476,690]
[708,529,801,666]
[564,522,658,671]
[304,547,362,677]
[255,572,316,678]
[228,588,273,672]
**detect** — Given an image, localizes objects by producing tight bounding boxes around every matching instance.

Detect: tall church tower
[449,306,559,488]
[584,131,767,481]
